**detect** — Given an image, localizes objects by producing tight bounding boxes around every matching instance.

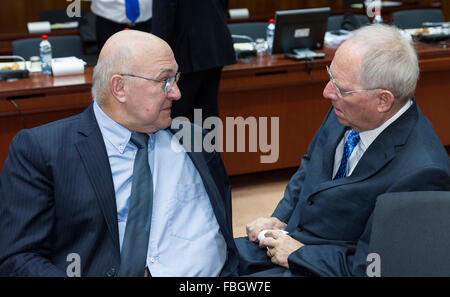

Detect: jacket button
[105,267,117,277]
[297,224,304,232]
[307,198,314,205]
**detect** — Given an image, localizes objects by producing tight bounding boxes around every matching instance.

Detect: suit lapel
[169,125,230,240]
[186,150,229,235]
[309,102,418,197]
[317,116,347,183]
[75,104,120,254]
[311,135,396,195]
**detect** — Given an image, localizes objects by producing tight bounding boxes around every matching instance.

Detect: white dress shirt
[91,0,153,24]
[333,99,413,178]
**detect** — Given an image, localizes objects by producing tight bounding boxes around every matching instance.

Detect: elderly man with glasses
[0,30,239,277]
[235,24,450,277]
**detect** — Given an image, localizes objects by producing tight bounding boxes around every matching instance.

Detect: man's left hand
[259,230,304,269]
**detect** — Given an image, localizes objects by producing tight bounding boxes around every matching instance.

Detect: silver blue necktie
[334,129,360,180]
[118,132,153,276]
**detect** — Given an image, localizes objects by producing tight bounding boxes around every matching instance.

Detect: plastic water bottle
[266,18,275,55]
[372,10,384,24]
[255,38,267,56]
[40,35,52,74]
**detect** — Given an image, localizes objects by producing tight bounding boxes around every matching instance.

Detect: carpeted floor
[230,167,297,238]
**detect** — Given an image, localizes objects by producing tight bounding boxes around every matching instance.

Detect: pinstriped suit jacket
[0,103,238,277]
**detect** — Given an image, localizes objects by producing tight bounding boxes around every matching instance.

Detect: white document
[51,57,86,76]
[27,21,51,34]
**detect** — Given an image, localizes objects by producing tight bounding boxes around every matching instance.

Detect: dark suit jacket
[152,0,236,74]
[0,103,239,277]
[237,100,450,276]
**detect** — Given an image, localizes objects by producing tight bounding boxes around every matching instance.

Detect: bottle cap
[41,35,48,40]
[269,18,275,24]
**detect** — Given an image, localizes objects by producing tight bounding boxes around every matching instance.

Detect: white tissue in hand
[257,229,288,242]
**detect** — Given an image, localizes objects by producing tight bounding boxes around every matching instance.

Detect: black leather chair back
[369,191,450,276]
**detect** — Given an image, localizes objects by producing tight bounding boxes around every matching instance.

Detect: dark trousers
[95,15,152,50]
[234,237,303,277]
[171,67,223,123]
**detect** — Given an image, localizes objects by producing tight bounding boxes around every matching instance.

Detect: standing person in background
[341,0,366,31]
[92,0,153,49]
[152,0,236,123]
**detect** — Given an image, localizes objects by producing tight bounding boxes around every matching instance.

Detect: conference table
[0,41,449,175]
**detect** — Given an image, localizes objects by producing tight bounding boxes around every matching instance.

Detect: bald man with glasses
[235,24,450,277]
[0,30,239,277]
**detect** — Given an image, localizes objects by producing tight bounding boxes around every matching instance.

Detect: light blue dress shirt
[93,102,227,276]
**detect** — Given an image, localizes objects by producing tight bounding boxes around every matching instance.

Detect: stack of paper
[52,57,86,76]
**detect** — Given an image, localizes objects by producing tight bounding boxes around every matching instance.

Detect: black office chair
[39,8,86,23]
[12,35,84,60]
[228,22,267,42]
[327,14,369,31]
[368,191,450,276]
[392,9,445,29]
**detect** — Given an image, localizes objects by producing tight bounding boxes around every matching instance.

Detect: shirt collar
[359,99,413,150]
[93,101,131,154]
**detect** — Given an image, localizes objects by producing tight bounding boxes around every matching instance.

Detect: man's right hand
[246,217,286,242]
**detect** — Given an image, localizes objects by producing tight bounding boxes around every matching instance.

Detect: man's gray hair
[349,24,419,102]
[91,46,131,105]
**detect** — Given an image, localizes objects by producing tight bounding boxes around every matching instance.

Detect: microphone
[231,35,257,59]
[0,55,30,80]
[422,21,450,27]
[231,34,255,44]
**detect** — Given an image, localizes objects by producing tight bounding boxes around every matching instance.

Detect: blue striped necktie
[125,0,140,23]
[334,129,360,180]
